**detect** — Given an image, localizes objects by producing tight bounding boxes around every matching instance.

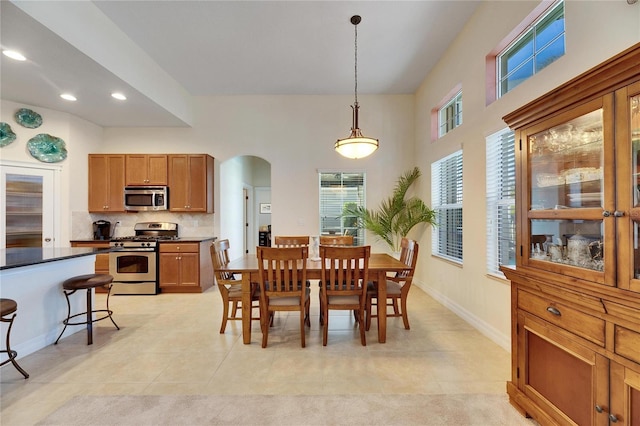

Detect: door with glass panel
[0,163,56,248]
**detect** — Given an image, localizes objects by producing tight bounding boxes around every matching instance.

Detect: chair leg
[1,314,29,379]
[357,309,366,346]
[231,301,239,318]
[299,310,306,348]
[400,297,410,330]
[304,298,311,327]
[54,289,75,344]
[219,298,230,333]
[322,306,329,346]
[365,294,372,331]
[261,306,269,348]
[392,299,400,315]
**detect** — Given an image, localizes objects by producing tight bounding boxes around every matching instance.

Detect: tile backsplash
[72,211,215,240]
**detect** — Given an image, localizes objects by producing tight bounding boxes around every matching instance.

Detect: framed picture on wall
[260,203,271,214]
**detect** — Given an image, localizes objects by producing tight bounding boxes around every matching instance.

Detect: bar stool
[54,274,119,345]
[0,298,29,379]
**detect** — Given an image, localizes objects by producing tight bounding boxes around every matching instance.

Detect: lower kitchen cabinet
[70,241,110,293]
[159,241,213,293]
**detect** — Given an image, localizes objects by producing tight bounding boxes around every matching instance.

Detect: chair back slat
[273,235,310,248]
[319,235,354,246]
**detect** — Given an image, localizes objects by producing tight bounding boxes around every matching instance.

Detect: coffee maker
[93,220,112,240]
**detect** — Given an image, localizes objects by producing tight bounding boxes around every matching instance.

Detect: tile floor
[0,284,514,425]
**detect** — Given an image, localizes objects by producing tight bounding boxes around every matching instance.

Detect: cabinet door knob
[595,405,604,413]
[614,210,625,217]
[609,414,618,422]
[602,210,611,217]
[546,306,561,316]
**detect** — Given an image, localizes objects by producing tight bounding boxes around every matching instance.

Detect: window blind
[431,150,463,262]
[319,172,365,245]
[486,129,516,276]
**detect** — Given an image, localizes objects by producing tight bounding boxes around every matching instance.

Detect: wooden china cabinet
[502,43,640,426]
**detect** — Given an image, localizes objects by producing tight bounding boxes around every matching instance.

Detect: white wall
[414,0,640,349]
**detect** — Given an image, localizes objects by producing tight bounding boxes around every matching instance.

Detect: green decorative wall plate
[15,108,43,128]
[0,122,17,147]
[27,134,67,163]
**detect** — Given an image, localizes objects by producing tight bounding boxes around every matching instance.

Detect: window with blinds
[486,129,516,276]
[431,150,463,262]
[319,171,365,245]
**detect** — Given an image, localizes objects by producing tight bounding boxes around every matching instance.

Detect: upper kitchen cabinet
[168,154,214,213]
[125,154,168,186]
[88,154,125,212]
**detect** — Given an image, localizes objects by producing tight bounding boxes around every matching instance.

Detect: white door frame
[0,160,61,248]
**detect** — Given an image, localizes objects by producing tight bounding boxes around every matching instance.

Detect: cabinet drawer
[615,325,640,365]
[160,243,199,253]
[518,289,605,346]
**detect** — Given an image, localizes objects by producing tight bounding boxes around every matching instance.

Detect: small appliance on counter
[93,220,111,240]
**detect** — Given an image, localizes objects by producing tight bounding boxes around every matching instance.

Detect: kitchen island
[0,247,114,357]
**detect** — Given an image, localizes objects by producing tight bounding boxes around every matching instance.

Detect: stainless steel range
[109,222,178,295]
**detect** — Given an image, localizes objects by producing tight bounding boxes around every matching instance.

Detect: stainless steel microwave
[124,186,168,211]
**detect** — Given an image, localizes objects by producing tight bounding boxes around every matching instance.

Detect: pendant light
[335,15,379,159]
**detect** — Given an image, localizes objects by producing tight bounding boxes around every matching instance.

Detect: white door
[1,162,58,248]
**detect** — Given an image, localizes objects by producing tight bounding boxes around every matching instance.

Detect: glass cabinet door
[620,82,640,292]
[522,98,614,284]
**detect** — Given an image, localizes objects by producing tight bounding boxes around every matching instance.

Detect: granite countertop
[0,247,115,270]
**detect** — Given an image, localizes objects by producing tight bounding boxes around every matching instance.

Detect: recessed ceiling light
[60,93,77,101]
[111,93,127,100]
[2,50,26,61]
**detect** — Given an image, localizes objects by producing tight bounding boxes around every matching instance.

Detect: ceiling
[0,1,480,127]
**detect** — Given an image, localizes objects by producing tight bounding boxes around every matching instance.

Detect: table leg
[377,270,386,343]
[241,272,252,344]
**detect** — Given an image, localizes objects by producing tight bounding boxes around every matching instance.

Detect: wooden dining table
[220,253,411,344]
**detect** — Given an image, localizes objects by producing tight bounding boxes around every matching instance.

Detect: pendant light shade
[335,15,379,159]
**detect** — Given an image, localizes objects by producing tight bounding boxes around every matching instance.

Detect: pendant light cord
[354,22,358,105]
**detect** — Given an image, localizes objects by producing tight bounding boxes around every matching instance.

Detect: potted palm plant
[343,167,436,252]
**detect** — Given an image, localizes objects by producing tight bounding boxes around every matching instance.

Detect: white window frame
[438,91,463,137]
[319,171,365,245]
[486,129,516,277]
[497,0,565,97]
[431,150,463,263]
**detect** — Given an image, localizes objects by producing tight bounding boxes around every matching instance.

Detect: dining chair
[365,237,419,331]
[257,246,310,348]
[319,245,370,346]
[317,235,354,325]
[319,235,354,246]
[273,235,310,247]
[210,239,260,334]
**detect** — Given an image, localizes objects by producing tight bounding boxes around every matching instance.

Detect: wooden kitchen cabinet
[125,154,168,186]
[502,43,640,425]
[168,154,214,213]
[159,241,213,293]
[88,154,125,212]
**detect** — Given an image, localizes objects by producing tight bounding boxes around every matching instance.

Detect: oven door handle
[111,248,156,252]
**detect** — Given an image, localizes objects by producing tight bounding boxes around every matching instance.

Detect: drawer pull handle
[546,306,561,316]
[595,405,604,413]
